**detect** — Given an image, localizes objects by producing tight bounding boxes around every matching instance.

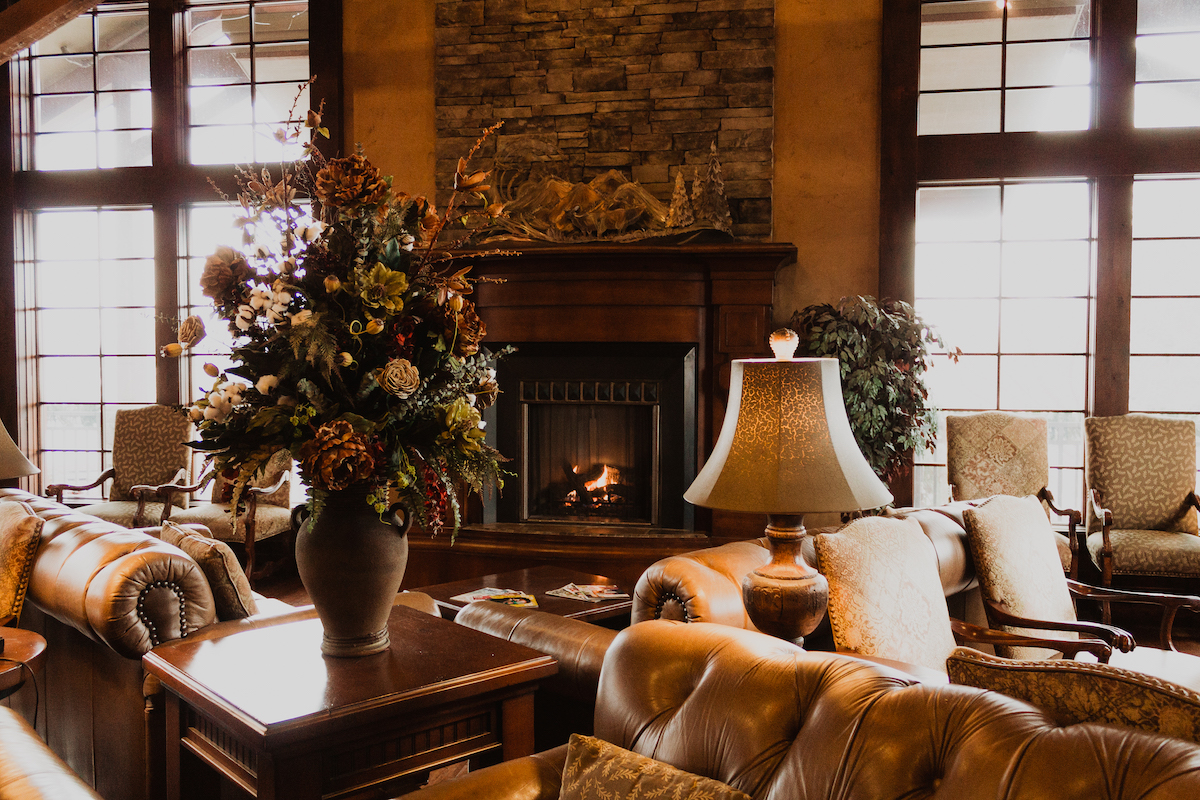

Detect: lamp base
[741,514,827,646]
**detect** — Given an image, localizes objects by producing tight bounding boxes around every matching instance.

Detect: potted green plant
[786,296,957,487]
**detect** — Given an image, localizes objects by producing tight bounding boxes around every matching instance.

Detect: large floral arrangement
[184,110,507,535]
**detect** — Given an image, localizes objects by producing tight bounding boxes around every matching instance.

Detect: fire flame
[585,464,617,491]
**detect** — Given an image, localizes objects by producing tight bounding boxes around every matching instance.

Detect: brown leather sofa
[632,501,986,635]
[0,705,102,799]
[0,488,294,800]
[424,605,1200,800]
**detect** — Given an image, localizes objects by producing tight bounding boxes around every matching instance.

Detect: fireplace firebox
[489,342,696,531]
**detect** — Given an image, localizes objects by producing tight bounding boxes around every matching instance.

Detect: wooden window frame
[0,0,342,470]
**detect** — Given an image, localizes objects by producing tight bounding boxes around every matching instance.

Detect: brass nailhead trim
[135,580,185,647]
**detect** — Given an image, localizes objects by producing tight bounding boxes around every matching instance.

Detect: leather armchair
[411,610,1200,800]
[0,705,102,799]
[633,500,989,634]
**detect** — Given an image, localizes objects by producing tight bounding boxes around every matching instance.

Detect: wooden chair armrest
[1067,578,1200,651]
[983,597,1135,652]
[950,618,1113,662]
[244,470,289,497]
[1039,487,1081,528]
[44,468,114,502]
[1088,489,1113,529]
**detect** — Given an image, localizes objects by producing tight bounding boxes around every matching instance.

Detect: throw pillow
[159,521,257,620]
[559,734,750,800]
[0,501,43,622]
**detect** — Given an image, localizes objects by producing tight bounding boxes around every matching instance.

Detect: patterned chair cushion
[1085,414,1198,535]
[947,646,1200,744]
[110,405,194,509]
[1086,529,1200,578]
[963,494,1078,660]
[158,521,256,620]
[210,449,292,508]
[167,503,292,543]
[947,412,1048,500]
[0,501,44,621]
[814,515,957,675]
[559,734,750,800]
[73,500,170,529]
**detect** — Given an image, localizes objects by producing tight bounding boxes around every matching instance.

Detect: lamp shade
[0,418,38,480]
[684,357,891,514]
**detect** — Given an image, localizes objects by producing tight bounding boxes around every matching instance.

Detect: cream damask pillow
[814,516,956,675]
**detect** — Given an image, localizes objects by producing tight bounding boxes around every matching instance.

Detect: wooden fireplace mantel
[402,239,798,591]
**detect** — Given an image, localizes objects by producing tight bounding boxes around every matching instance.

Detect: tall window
[5,0,336,500]
[884,0,1200,509]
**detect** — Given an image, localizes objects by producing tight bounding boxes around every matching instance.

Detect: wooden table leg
[501,692,537,761]
[165,693,182,800]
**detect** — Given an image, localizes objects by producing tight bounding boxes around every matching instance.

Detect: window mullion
[150,0,182,405]
[1094,0,1137,133]
[1092,175,1133,416]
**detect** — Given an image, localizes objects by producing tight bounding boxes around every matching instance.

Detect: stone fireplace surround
[403,239,796,589]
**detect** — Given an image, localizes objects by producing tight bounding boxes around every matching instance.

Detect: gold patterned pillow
[0,501,44,622]
[158,521,256,620]
[963,494,1077,659]
[559,734,749,800]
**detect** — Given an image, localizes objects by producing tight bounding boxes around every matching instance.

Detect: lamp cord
[0,657,39,730]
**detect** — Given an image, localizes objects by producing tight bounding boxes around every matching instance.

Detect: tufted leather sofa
[633,501,987,635]
[412,607,1200,800]
[0,488,293,800]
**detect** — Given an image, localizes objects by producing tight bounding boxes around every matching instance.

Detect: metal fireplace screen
[522,379,658,525]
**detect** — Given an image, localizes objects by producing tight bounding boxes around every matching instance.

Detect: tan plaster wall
[772,0,882,321]
[343,0,438,201]
[341,0,883,319]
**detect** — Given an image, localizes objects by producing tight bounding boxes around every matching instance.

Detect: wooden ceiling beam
[0,0,99,66]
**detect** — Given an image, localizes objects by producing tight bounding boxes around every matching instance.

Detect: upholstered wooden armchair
[157,449,293,587]
[1084,413,1200,621]
[946,411,1080,577]
[44,404,193,528]
[963,494,1200,692]
[811,515,1110,678]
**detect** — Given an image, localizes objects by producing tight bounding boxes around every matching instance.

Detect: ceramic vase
[295,487,411,657]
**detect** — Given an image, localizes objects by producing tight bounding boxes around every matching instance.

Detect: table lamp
[0,418,37,481]
[684,330,892,644]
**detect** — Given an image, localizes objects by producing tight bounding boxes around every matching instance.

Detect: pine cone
[315,154,389,213]
[299,419,376,491]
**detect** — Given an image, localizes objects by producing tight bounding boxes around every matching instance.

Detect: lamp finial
[769,328,799,360]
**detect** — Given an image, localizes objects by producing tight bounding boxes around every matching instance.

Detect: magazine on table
[449,587,539,608]
[545,583,631,603]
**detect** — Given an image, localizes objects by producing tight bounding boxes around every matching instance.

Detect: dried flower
[203,363,220,378]
[178,315,206,347]
[315,153,389,213]
[160,342,184,358]
[299,420,377,492]
[199,246,253,302]
[359,263,408,314]
[380,359,420,399]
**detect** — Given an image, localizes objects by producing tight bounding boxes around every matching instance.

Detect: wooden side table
[0,627,46,700]
[143,603,556,800]
[417,565,633,625]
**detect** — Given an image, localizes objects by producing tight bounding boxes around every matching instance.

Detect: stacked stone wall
[435,0,774,238]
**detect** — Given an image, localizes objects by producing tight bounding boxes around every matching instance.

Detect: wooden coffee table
[417,565,633,624]
[143,603,557,800]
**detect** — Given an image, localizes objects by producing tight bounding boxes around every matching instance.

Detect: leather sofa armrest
[0,705,103,799]
[632,540,771,628]
[456,603,616,704]
[24,510,217,659]
[395,745,568,800]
